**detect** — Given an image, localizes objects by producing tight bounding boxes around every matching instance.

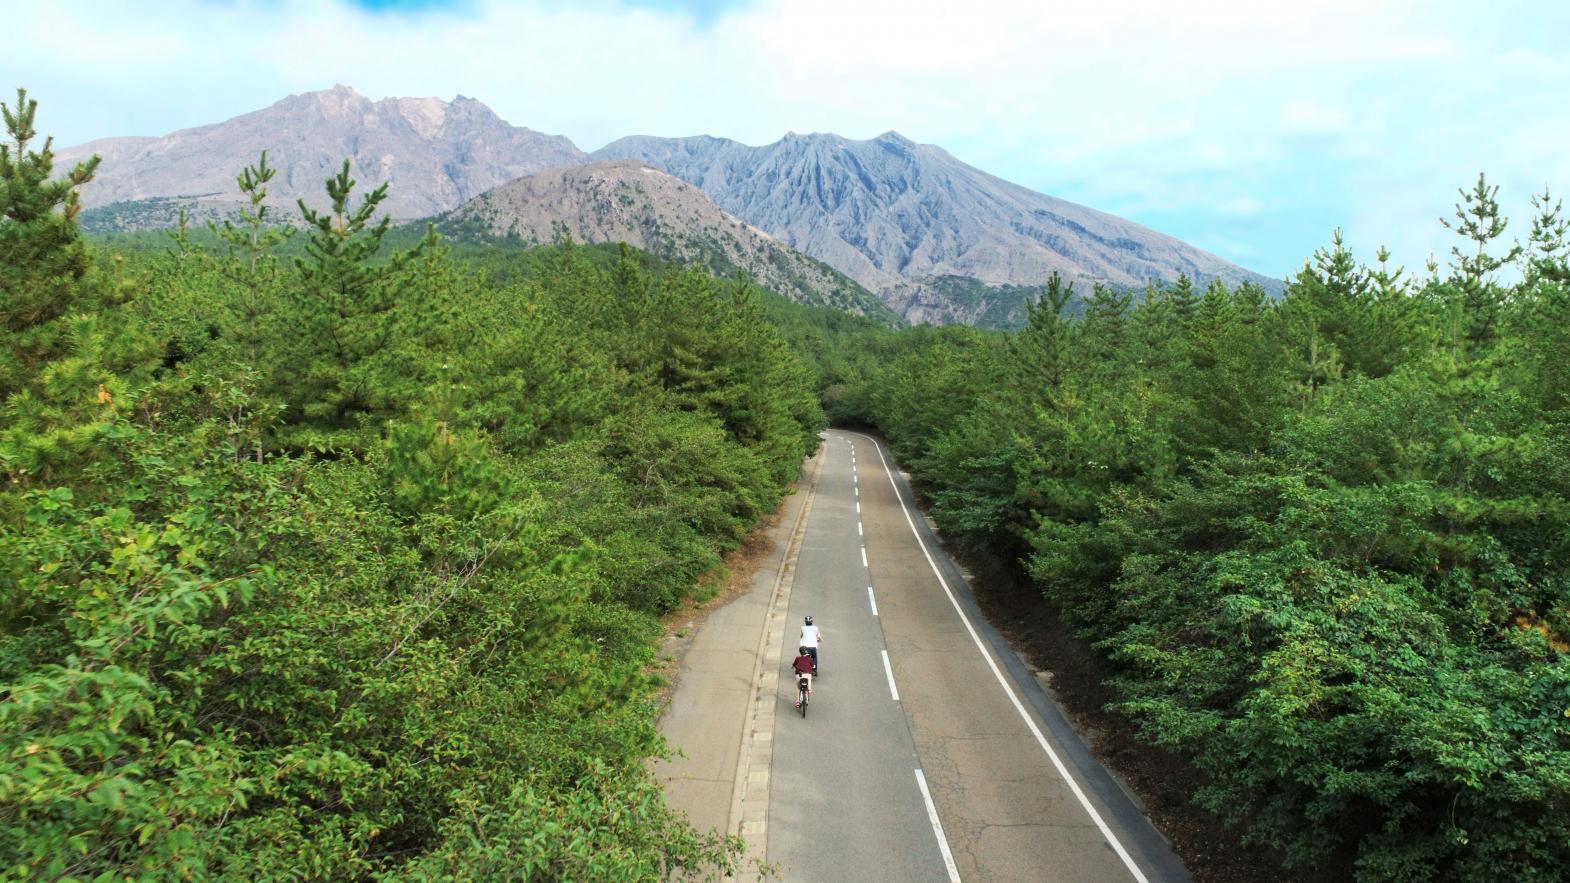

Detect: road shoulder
[653,444,824,858]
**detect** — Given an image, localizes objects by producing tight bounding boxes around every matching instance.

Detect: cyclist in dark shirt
[792,646,815,706]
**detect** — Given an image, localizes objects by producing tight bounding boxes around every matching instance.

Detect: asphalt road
[765,431,1190,882]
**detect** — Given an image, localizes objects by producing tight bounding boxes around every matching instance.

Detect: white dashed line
[858,522,863,536]
[868,586,878,616]
[915,769,961,882]
[860,545,868,568]
[882,650,900,701]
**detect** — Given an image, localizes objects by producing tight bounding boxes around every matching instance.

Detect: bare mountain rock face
[439,161,897,321]
[61,86,1280,325]
[61,85,586,223]
[592,131,1282,322]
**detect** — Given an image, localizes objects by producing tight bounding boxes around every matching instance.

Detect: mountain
[60,87,1280,325]
[438,161,897,321]
[592,132,1282,321]
[60,85,586,221]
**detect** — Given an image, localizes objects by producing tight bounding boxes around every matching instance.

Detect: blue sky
[6,0,1567,279]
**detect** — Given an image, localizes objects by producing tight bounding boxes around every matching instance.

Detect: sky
[6,0,1568,279]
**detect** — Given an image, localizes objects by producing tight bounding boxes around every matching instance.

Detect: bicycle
[797,674,811,717]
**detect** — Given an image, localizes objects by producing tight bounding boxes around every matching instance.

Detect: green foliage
[2,93,828,879]
[808,177,1570,880]
[0,91,100,372]
[0,88,154,485]
[270,161,439,454]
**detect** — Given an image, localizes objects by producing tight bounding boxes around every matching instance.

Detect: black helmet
[804,615,813,625]
[800,646,810,655]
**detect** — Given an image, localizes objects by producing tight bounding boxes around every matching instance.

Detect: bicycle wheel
[799,684,808,717]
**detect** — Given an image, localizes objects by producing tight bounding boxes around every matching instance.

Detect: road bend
[765,431,1188,882]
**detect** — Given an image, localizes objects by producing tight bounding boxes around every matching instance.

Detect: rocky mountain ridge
[437,161,895,320]
[592,131,1282,316]
[62,86,1281,324]
[60,85,586,220]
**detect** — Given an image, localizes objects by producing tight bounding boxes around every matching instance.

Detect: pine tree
[0,89,150,483]
[1080,283,1133,366]
[1168,272,1198,320]
[1007,272,1072,397]
[1521,187,1570,287]
[1440,173,1522,358]
[211,151,293,367]
[1513,190,1570,412]
[272,160,432,452]
[0,88,101,400]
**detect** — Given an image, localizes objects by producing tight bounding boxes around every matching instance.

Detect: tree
[0,89,150,485]
[1168,272,1198,321]
[1079,283,1133,367]
[1439,173,1522,358]
[211,151,293,369]
[270,160,434,453]
[1520,187,1569,287]
[1007,272,1072,397]
[1512,191,1570,412]
[0,87,101,400]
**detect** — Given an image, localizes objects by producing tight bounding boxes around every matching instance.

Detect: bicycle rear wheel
[799,684,808,717]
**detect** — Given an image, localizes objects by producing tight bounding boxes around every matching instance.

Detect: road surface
[763,430,1189,882]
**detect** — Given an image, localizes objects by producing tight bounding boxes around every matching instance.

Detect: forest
[5,80,1569,882]
[804,184,1570,879]
[2,92,818,879]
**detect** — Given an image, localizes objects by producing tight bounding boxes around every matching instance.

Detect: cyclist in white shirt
[799,615,822,675]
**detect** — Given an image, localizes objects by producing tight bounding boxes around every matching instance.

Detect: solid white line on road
[882,650,900,700]
[856,433,1151,883]
[914,769,962,883]
[860,545,868,567]
[868,586,879,616]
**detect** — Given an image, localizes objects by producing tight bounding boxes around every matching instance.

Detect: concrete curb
[728,443,824,874]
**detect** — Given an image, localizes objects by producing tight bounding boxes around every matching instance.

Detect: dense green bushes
[819,183,1570,879]
[2,93,821,879]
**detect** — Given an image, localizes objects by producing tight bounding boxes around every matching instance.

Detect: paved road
[765,431,1189,882]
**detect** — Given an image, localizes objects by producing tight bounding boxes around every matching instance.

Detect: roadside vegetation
[804,180,1570,880]
[10,74,1567,881]
[1,90,823,880]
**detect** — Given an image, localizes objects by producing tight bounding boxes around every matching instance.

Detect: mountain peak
[392,96,448,138]
[62,88,587,220]
[279,84,372,116]
[593,131,1281,322]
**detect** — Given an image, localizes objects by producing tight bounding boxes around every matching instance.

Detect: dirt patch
[946,543,1349,883]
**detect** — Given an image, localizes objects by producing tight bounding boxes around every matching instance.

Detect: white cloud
[1280,101,1349,134]
[1217,196,1264,218]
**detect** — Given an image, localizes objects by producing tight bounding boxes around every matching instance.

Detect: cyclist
[799,615,822,675]
[792,645,815,707]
